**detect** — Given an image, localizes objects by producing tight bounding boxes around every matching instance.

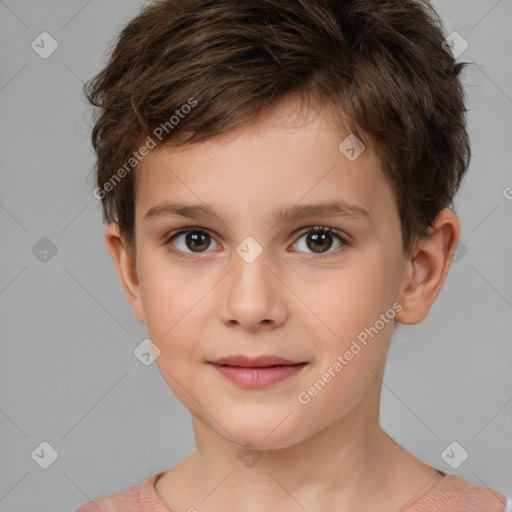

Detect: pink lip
[208,355,307,388]
[210,355,303,367]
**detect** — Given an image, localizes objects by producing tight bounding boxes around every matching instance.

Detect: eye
[164,225,350,260]
[165,227,218,258]
[292,226,349,259]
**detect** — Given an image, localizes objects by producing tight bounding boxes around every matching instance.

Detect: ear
[395,209,460,325]
[104,223,147,324]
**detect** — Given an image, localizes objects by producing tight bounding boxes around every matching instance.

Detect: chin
[218,416,307,451]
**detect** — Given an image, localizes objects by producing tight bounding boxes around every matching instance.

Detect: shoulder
[406,473,508,512]
[74,472,167,512]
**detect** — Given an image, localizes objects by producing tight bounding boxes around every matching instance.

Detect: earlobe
[104,223,147,325]
[395,209,460,325]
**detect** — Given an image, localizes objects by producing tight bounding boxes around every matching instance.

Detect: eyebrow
[144,200,372,225]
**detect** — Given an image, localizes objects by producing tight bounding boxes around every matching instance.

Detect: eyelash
[163,226,351,261]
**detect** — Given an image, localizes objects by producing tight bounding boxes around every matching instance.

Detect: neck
[186,381,399,511]
[156,377,441,512]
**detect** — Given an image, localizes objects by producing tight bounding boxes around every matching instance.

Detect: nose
[218,248,289,332]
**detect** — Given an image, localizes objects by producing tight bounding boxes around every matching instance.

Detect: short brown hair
[84,0,470,257]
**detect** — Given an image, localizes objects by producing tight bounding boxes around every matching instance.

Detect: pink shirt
[75,471,509,512]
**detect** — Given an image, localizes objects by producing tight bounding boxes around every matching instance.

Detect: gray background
[0,0,511,510]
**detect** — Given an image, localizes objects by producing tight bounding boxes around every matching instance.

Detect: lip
[210,355,304,367]
[208,355,308,388]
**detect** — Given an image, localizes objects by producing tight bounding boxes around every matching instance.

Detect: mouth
[209,355,306,367]
[208,355,308,388]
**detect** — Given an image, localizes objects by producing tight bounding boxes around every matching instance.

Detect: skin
[105,97,459,512]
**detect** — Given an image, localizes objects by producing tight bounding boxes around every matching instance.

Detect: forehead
[135,101,395,230]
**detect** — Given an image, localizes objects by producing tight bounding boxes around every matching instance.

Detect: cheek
[294,271,394,422]
[300,259,397,396]
[310,264,395,340]
[140,269,207,408]
[138,259,203,353]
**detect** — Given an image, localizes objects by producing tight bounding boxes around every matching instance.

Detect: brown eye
[293,226,348,258]
[306,230,334,253]
[165,225,349,261]
[168,228,216,254]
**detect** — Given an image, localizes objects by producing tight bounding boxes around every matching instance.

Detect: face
[114,100,421,449]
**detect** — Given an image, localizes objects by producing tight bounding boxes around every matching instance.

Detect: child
[76,0,509,510]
